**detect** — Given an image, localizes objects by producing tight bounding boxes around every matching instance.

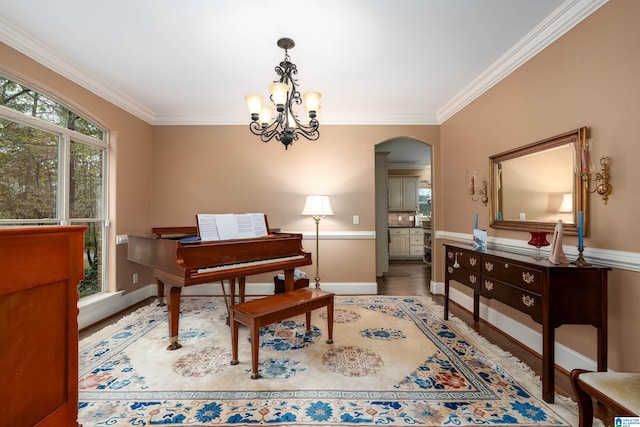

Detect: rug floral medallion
[78,296,575,426]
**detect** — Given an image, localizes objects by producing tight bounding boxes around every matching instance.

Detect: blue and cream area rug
[78,295,579,426]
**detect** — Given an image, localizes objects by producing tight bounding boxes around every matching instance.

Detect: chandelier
[244,38,320,150]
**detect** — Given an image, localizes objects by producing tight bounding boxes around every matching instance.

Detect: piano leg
[167,285,183,350]
[283,268,295,292]
[238,277,246,303]
[156,279,166,306]
[230,278,237,305]
[228,277,246,305]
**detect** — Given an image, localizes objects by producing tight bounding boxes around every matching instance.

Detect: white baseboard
[430,281,598,372]
[179,281,378,296]
[78,286,155,330]
[78,281,377,330]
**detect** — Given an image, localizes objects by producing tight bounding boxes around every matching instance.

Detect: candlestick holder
[572,246,592,267]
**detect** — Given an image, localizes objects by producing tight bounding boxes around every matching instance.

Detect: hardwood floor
[378,259,612,426]
[81,260,611,425]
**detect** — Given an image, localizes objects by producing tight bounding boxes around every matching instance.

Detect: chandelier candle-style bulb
[245,37,321,149]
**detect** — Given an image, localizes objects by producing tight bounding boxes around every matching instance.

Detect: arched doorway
[375,138,432,278]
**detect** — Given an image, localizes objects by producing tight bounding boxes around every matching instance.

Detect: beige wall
[151,125,439,283]
[438,0,640,371]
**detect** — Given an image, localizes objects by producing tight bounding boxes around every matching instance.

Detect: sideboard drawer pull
[448,251,454,259]
[485,261,494,272]
[522,294,535,308]
[469,274,477,284]
[447,266,453,274]
[469,257,478,267]
[484,280,494,291]
[522,272,535,284]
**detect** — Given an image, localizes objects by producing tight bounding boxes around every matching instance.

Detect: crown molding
[152,112,441,126]
[0,16,156,124]
[437,0,608,123]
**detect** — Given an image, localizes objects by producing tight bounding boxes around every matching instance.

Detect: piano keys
[127,225,312,350]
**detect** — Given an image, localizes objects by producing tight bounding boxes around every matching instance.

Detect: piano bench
[229,287,334,379]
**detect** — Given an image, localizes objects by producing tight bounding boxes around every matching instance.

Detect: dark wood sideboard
[0,226,86,426]
[443,243,610,403]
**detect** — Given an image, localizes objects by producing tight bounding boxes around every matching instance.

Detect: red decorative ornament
[528,231,550,248]
[528,231,549,260]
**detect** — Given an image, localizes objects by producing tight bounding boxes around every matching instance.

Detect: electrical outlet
[133,273,138,284]
[353,215,359,225]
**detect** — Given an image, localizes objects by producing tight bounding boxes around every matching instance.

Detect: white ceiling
[0,0,605,127]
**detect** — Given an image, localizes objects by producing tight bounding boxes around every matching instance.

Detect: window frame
[0,84,110,297]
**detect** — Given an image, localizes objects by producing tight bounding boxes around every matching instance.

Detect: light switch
[353,215,359,225]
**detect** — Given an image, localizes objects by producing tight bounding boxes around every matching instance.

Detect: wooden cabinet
[443,243,609,403]
[0,226,86,426]
[389,228,423,259]
[388,177,419,211]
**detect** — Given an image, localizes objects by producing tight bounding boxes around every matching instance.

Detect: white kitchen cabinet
[409,228,423,256]
[388,228,409,257]
[388,177,419,211]
[389,227,423,259]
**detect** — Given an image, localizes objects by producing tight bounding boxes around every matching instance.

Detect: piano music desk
[230,288,334,379]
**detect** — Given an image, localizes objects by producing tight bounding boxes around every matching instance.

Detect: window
[0,76,108,298]
[418,187,431,219]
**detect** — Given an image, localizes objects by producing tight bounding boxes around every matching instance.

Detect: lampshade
[269,82,289,106]
[558,193,573,212]
[301,195,334,217]
[244,95,263,115]
[303,91,321,113]
[259,106,273,125]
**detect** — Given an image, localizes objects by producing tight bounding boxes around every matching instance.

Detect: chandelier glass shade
[245,38,320,150]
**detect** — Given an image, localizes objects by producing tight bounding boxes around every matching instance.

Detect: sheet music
[249,213,268,237]
[196,213,268,241]
[196,214,220,241]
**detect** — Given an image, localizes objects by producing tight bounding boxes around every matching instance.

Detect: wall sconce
[575,129,612,204]
[467,170,488,207]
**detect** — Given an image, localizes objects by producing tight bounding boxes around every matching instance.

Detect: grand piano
[127,222,312,350]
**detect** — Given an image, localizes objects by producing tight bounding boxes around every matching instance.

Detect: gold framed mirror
[489,127,587,236]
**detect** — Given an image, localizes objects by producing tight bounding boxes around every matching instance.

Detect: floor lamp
[301,195,334,288]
